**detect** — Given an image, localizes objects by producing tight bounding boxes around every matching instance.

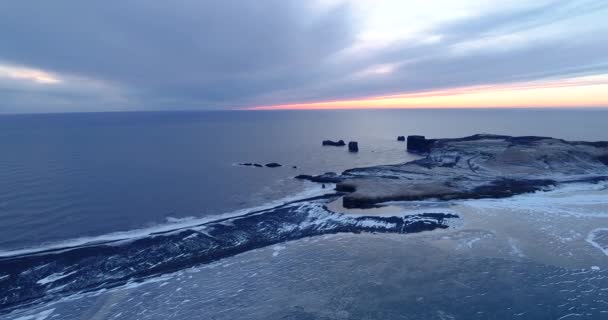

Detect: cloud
[0,64,61,84]
[0,0,607,112]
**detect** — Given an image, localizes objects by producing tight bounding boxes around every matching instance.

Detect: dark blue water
[1,109,607,250]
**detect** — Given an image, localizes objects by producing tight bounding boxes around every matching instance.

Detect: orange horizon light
[247,75,608,110]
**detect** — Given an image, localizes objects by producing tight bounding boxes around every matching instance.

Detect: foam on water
[586,228,608,257]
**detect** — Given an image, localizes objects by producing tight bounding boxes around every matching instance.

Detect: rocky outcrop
[265,163,282,168]
[332,134,608,208]
[295,172,343,183]
[238,163,263,167]
[397,136,405,141]
[407,135,435,153]
[348,141,359,152]
[322,140,345,147]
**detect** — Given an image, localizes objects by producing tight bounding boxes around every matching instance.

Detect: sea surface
[1,109,608,319]
[1,109,607,251]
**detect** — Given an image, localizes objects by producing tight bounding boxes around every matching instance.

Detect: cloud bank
[0,0,607,113]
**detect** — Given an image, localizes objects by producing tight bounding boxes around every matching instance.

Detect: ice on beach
[36,271,77,285]
[11,308,55,320]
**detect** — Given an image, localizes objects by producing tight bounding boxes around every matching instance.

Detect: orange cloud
[248,75,608,110]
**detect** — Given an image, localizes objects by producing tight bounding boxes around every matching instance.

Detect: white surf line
[0,182,334,258]
[586,228,608,257]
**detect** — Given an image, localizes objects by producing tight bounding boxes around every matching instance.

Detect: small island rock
[239,163,264,167]
[322,140,346,147]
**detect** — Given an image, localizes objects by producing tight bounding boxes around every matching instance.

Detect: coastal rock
[238,163,264,167]
[334,134,608,208]
[322,140,345,147]
[397,136,405,141]
[348,141,359,152]
[295,172,343,183]
[265,163,282,168]
[407,135,435,153]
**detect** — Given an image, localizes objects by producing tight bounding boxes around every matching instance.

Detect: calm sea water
[1,109,607,250]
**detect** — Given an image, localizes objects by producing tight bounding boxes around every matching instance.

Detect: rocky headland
[300,134,608,208]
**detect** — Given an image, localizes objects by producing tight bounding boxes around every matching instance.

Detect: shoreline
[0,182,335,258]
[2,133,608,314]
[315,134,608,208]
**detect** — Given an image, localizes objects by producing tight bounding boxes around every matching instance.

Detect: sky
[1,0,607,113]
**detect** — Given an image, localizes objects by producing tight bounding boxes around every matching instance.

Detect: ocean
[1,109,608,319]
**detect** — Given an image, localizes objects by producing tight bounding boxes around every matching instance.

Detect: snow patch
[11,308,55,320]
[463,181,608,218]
[36,271,77,285]
[272,245,286,257]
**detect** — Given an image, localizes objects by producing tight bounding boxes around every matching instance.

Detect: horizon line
[2,105,608,116]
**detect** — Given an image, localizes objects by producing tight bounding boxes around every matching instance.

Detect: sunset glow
[0,64,61,84]
[249,75,608,110]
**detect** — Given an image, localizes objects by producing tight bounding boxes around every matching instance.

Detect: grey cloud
[0,0,607,112]
[248,0,608,105]
[0,0,354,111]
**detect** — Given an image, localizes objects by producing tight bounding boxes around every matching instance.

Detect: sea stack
[407,135,434,153]
[348,141,359,152]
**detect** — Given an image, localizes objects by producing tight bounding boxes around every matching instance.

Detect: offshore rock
[407,135,435,153]
[348,141,359,152]
[265,163,282,168]
[322,140,346,147]
[295,172,343,183]
[397,136,405,141]
[238,163,264,167]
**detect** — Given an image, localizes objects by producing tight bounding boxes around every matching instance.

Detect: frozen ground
[4,182,608,320]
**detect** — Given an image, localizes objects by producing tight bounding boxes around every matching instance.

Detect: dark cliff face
[407,135,436,153]
[337,134,608,208]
